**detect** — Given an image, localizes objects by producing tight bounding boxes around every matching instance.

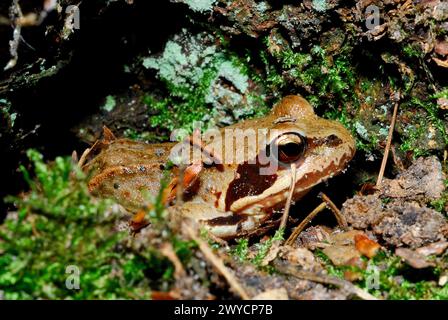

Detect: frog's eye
[275,133,306,164]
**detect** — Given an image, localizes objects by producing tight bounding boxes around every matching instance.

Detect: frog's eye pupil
[273,133,306,164]
[278,142,304,163]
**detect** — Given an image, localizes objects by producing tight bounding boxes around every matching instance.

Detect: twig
[261,163,297,266]
[4,0,58,70]
[376,98,400,187]
[159,242,186,280]
[176,164,186,206]
[319,192,347,229]
[274,261,379,300]
[5,0,22,71]
[184,222,250,300]
[279,163,297,230]
[285,202,327,246]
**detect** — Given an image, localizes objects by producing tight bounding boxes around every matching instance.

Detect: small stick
[319,192,347,228]
[159,242,186,280]
[184,222,250,300]
[376,98,400,187]
[285,202,327,246]
[261,163,298,265]
[279,163,297,230]
[176,164,186,206]
[274,261,378,300]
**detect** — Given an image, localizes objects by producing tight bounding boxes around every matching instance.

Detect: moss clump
[0,99,17,128]
[178,0,217,13]
[264,36,358,109]
[0,150,161,299]
[316,250,448,300]
[262,36,371,150]
[143,30,268,133]
[101,95,117,113]
[230,229,284,270]
[398,94,448,157]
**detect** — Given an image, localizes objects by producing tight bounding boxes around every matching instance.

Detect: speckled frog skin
[83,95,356,238]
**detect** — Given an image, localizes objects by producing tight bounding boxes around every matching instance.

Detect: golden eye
[275,133,305,164]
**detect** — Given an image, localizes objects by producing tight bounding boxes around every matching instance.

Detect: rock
[342,194,385,229]
[330,230,365,246]
[342,157,448,249]
[322,245,361,266]
[380,156,445,202]
[294,226,332,249]
[435,40,448,56]
[415,241,448,257]
[281,246,321,271]
[373,203,446,248]
[395,248,435,269]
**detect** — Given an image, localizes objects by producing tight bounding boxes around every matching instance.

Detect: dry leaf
[355,234,381,258]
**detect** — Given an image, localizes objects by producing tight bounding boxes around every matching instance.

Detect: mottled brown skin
[83,95,356,238]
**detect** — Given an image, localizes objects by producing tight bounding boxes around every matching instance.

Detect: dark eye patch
[325,134,343,147]
[306,135,343,149]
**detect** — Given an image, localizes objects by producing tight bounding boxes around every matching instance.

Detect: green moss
[317,249,448,299]
[231,238,249,263]
[312,0,328,12]
[123,128,166,142]
[101,95,116,112]
[230,229,284,270]
[267,43,358,107]
[181,0,217,13]
[402,43,423,59]
[430,179,448,213]
[0,99,17,129]
[399,95,448,157]
[143,31,268,133]
[0,150,162,299]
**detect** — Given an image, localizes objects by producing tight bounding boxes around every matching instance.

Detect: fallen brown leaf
[355,234,381,258]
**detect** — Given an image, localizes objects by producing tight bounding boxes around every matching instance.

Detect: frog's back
[83,138,174,211]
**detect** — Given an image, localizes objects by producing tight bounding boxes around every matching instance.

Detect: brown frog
[82,95,355,238]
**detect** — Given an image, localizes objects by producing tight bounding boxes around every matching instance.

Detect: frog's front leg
[168,201,266,239]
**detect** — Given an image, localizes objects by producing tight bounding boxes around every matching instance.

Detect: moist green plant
[142,31,268,134]
[0,150,157,299]
[230,229,284,269]
[316,249,448,299]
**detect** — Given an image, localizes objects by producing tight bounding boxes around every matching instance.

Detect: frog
[82,95,356,239]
